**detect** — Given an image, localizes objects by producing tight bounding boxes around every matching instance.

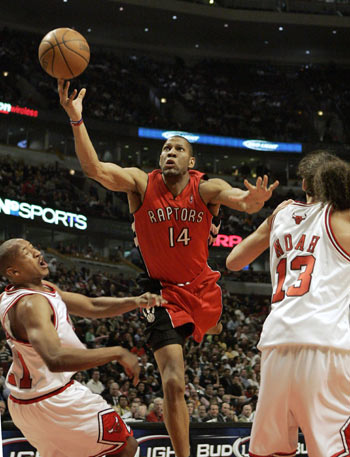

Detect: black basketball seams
[39,39,88,60]
[52,30,74,77]
[62,29,89,65]
[62,42,90,64]
[38,40,56,61]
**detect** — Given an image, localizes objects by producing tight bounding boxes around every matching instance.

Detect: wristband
[70,117,83,126]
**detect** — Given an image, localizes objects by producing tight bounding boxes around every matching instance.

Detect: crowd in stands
[0,251,269,423]
[0,155,130,221]
[1,27,349,145]
[0,154,305,241]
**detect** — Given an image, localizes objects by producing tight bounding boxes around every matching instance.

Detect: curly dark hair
[313,160,350,210]
[297,150,342,197]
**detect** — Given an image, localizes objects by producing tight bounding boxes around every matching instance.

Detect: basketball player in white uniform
[0,238,165,457]
[226,152,350,457]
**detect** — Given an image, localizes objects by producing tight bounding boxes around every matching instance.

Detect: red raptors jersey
[133,169,213,284]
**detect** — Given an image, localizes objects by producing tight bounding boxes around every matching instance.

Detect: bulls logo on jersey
[292,212,307,225]
[98,410,127,447]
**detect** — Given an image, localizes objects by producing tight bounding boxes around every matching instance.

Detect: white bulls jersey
[258,201,350,350]
[0,284,85,400]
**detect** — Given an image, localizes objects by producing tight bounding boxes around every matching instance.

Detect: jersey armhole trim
[325,204,350,262]
[130,172,150,216]
[197,175,216,218]
[2,293,58,345]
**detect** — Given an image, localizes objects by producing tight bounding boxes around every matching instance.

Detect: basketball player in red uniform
[58,79,279,457]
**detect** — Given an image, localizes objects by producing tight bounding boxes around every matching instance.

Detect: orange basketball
[38,28,90,79]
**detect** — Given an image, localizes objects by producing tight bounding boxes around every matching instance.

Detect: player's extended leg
[154,343,190,457]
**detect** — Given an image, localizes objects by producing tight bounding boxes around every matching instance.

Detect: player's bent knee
[110,436,138,457]
[163,374,185,397]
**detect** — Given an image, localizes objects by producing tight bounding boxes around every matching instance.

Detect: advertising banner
[2,422,309,457]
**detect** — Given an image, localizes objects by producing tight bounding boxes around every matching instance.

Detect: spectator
[146,397,164,422]
[0,399,10,421]
[102,382,121,407]
[238,404,255,423]
[86,369,105,395]
[0,340,12,362]
[203,403,225,423]
[85,327,96,348]
[221,402,234,422]
[184,374,196,399]
[187,401,198,423]
[73,371,86,385]
[127,401,147,422]
[115,395,132,419]
[199,366,215,388]
[197,404,208,423]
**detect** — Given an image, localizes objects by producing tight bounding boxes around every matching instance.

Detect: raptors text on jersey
[133,169,214,284]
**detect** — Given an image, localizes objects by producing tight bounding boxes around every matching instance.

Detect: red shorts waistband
[9,380,74,404]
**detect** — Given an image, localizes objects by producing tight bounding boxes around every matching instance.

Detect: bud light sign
[3,423,309,457]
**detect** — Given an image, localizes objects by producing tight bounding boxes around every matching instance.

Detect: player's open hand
[136,292,167,309]
[242,175,279,213]
[118,349,140,386]
[57,79,86,122]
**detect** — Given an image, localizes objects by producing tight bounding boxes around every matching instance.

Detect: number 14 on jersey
[168,227,191,247]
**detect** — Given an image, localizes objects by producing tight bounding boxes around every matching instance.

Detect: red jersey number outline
[8,349,33,389]
[272,255,316,304]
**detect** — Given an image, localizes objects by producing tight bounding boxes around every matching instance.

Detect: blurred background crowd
[1,27,349,145]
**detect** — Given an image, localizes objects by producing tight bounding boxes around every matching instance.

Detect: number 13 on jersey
[168,227,191,247]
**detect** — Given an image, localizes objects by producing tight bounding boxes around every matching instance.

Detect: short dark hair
[0,239,21,277]
[167,136,194,157]
[119,394,128,401]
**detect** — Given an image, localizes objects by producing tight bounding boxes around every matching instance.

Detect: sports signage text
[212,234,242,248]
[0,101,38,118]
[0,198,87,230]
[138,127,302,153]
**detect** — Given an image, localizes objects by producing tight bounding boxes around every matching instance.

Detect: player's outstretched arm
[44,281,165,318]
[226,199,293,270]
[15,295,140,384]
[57,79,147,193]
[226,219,270,271]
[202,176,279,214]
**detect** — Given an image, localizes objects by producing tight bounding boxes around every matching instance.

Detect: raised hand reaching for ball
[58,79,86,123]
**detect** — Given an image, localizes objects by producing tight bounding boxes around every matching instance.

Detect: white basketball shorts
[8,380,133,457]
[249,346,350,457]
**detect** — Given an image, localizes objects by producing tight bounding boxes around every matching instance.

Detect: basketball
[38,28,90,79]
